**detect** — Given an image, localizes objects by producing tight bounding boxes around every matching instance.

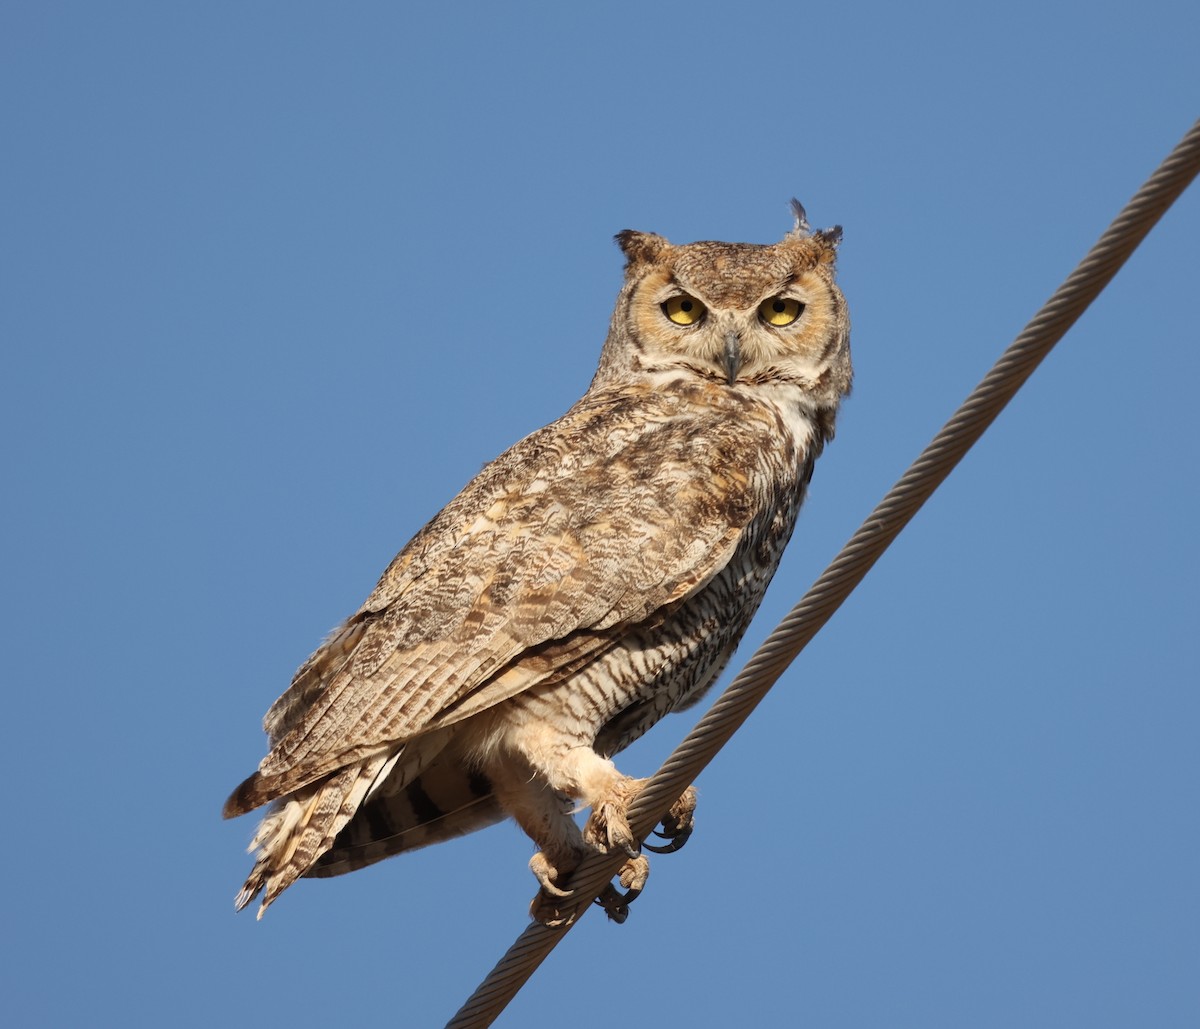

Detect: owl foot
[584,779,697,857]
[643,785,697,854]
[579,777,695,922]
[582,775,645,857]
[527,820,650,928]
[529,846,594,927]
[530,853,650,928]
[528,778,698,927]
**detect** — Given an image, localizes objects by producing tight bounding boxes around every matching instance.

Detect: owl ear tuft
[784,198,842,257]
[614,230,670,267]
[786,197,812,237]
[815,225,843,250]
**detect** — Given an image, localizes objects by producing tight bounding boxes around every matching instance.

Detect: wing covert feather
[246,385,784,802]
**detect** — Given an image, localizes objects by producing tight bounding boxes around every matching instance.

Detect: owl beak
[723,331,742,384]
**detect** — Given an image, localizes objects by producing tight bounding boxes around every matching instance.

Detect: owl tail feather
[234,754,391,918]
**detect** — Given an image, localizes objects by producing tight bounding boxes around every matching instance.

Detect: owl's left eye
[759,296,805,327]
[662,294,706,326]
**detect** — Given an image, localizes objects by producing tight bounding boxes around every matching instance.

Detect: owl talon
[595,883,636,924]
[531,888,583,928]
[529,851,574,898]
[529,850,585,926]
[530,850,651,927]
[594,853,649,923]
[583,775,645,857]
[618,853,649,892]
[643,785,697,854]
[583,809,635,855]
[643,820,693,854]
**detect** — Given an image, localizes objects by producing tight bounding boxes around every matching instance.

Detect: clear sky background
[3,4,1197,1027]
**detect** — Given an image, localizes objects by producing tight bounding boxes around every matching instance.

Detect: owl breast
[469,380,817,764]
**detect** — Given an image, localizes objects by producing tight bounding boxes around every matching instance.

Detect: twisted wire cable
[447,117,1200,1029]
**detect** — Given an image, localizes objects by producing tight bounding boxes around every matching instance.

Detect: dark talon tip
[644,820,693,853]
[595,883,637,924]
[603,901,629,924]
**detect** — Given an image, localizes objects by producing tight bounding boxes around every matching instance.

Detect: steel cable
[447,117,1200,1028]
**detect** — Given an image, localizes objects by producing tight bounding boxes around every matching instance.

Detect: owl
[224,201,852,926]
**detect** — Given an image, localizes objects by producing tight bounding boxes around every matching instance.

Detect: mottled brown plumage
[224,203,852,923]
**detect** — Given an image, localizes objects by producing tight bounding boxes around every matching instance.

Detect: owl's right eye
[661,294,706,326]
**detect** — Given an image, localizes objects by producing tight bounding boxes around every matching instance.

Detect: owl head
[591,200,851,422]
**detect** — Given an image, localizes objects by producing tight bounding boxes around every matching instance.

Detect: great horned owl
[224,202,852,925]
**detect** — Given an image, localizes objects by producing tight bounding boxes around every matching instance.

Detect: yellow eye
[662,294,706,326]
[759,296,805,327]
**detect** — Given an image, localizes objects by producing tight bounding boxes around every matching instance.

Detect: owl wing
[224,385,780,816]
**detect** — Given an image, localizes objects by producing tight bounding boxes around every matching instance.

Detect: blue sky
[3,4,1197,1027]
